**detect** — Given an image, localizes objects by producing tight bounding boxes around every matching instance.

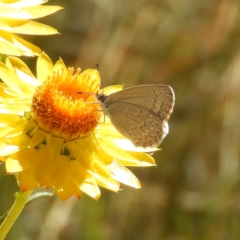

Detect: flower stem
[0,191,32,240]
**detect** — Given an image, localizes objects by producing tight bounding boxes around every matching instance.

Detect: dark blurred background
[1,0,240,239]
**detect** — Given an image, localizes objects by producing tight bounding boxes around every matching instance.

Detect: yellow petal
[0,60,23,92]
[50,155,71,191]
[65,140,94,170]
[0,142,19,156]
[25,6,63,19]
[37,52,53,83]
[18,168,38,192]
[11,134,31,148]
[6,157,25,172]
[28,129,45,148]
[0,114,20,127]
[0,30,41,56]
[0,19,59,35]
[108,160,141,188]
[4,118,36,138]
[11,32,41,55]
[55,181,77,201]
[46,136,64,165]
[8,56,40,89]
[53,58,67,73]
[0,1,49,8]
[115,138,159,153]
[0,5,63,20]
[0,37,22,55]
[80,177,101,200]
[70,161,101,200]
[89,170,120,192]
[79,69,101,93]
[73,187,83,199]
[33,144,51,181]
[102,85,123,95]
[128,151,156,166]
[97,121,124,139]
[0,82,31,99]
[96,147,114,165]
[97,135,156,166]
[98,137,151,166]
[39,175,51,188]
[0,117,26,138]
[0,134,30,156]
[88,145,119,191]
[6,147,37,172]
[0,103,30,115]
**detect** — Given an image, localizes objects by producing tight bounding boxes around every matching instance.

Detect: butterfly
[96,84,175,148]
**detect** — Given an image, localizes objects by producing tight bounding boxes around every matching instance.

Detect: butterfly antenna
[96,63,104,94]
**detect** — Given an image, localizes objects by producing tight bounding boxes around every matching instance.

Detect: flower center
[31,68,101,141]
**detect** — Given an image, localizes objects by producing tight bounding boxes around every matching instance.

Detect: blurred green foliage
[1,0,240,239]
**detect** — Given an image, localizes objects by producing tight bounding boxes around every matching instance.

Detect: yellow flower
[0,53,156,201]
[0,0,62,56]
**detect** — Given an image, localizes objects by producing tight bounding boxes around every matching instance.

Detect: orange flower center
[31,68,101,141]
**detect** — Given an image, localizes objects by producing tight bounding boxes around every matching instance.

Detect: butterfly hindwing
[105,102,168,147]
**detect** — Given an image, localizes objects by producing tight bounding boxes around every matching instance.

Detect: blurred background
[1,0,240,239]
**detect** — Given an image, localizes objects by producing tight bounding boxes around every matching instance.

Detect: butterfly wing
[104,102,169,147]
[98,84,174,147]
[105,84,174,122]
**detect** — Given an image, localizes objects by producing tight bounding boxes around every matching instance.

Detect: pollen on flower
[31,67,101,141]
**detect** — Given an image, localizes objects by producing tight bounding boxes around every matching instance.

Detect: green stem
[0,191,32,240]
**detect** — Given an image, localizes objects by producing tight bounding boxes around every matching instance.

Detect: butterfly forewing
[104,85,174,121]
